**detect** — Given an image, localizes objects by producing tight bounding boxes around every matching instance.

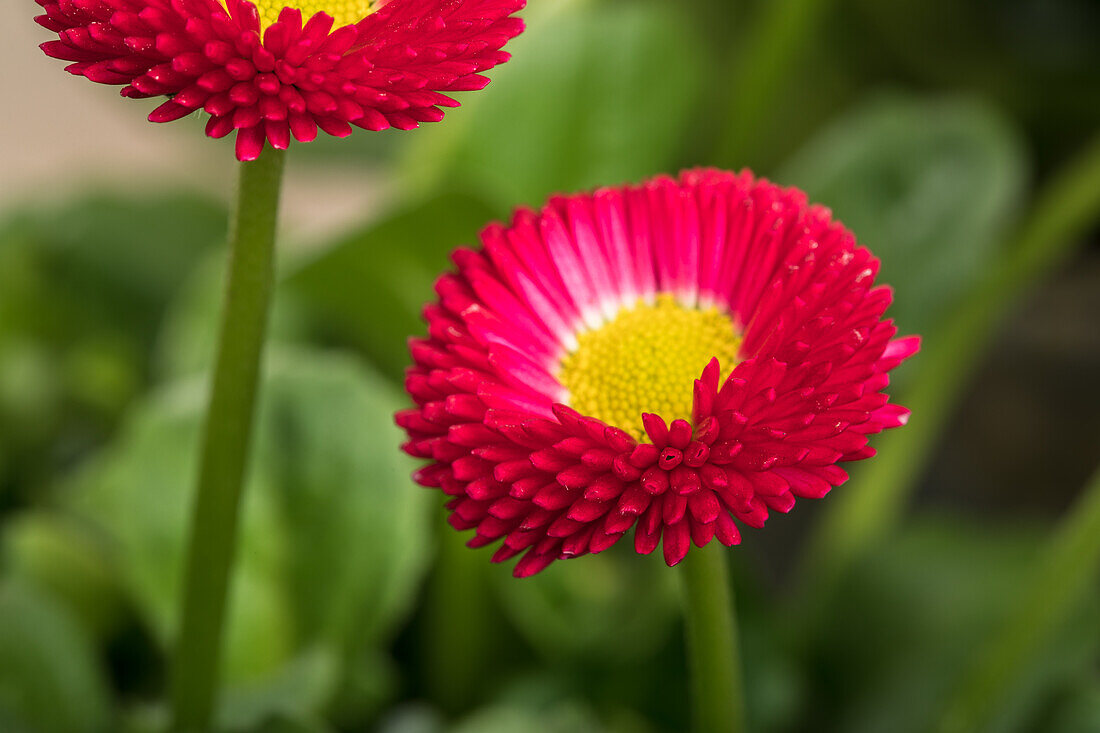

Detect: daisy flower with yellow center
[398,169,919,576]
[36,0,525,160]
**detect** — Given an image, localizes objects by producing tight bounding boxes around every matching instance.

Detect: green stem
[937,465,1100,733]
[423,516,494,715]
[716,0,834,169]
[170,146,286,733]
[795,131,1100,609]
[681,545,745,733]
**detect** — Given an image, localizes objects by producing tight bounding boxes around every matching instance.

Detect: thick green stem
[681,545,745,733]
[170,146,286,733]
[795,131,1100,609]
[937,465,1100,733]
[422,516,494,715]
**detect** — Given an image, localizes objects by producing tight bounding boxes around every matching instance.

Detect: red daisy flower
[35,0,525,160]
[397,169,920,577]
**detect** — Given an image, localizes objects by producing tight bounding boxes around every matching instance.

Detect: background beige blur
[3,4,386,242]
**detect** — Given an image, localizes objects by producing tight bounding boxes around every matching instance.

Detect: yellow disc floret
[558,294,743,441]
[244,0,376,31]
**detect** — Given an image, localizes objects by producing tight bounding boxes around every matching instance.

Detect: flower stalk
[681,545,745,733]
[170,145,286,732]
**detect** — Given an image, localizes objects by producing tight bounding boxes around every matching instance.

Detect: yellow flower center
[558,294,743,440]
[246,0,376,31]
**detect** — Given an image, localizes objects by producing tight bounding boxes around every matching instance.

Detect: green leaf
[1,512,124,640]
[849,0,1100,140]
[812,516,1100,733]
[0,192,226,342]
[451,704,605,733]
[154,252,307,380]
[776,94,1027,338]
[326,650,398,728]
[0,192,226,500]
[401,0,708,210]
[493,544,679,664]
[256,351,432,652]
[283,192,497,382]
[65,378,295,684]
[1047,678,1100,733]
[246,712,336,733]
[218,647,339,733]
[0,581,112,733]
[376,683,612,733]
[452,676,629,733]
[62,349,431,723]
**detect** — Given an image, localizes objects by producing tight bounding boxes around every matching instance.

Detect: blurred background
[2,0,1099,731]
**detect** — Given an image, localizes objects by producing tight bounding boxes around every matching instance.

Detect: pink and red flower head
[36,0,525,160]
[397,169,920,577]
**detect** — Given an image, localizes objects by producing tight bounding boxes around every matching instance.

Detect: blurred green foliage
[0,195,225,509]
[0,582,111,733]
[401,0,707,212]
[777,95,1027,339]
[3,0,1099,731]
[57,351,430,729]
[284,193,497,382]
[815,518,1100,733]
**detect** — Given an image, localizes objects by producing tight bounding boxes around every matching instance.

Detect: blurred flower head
[398,169,919,577]
[36,0,525,160]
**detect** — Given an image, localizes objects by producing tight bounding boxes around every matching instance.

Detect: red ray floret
[397,169,920,577]
[36,0,525,160]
